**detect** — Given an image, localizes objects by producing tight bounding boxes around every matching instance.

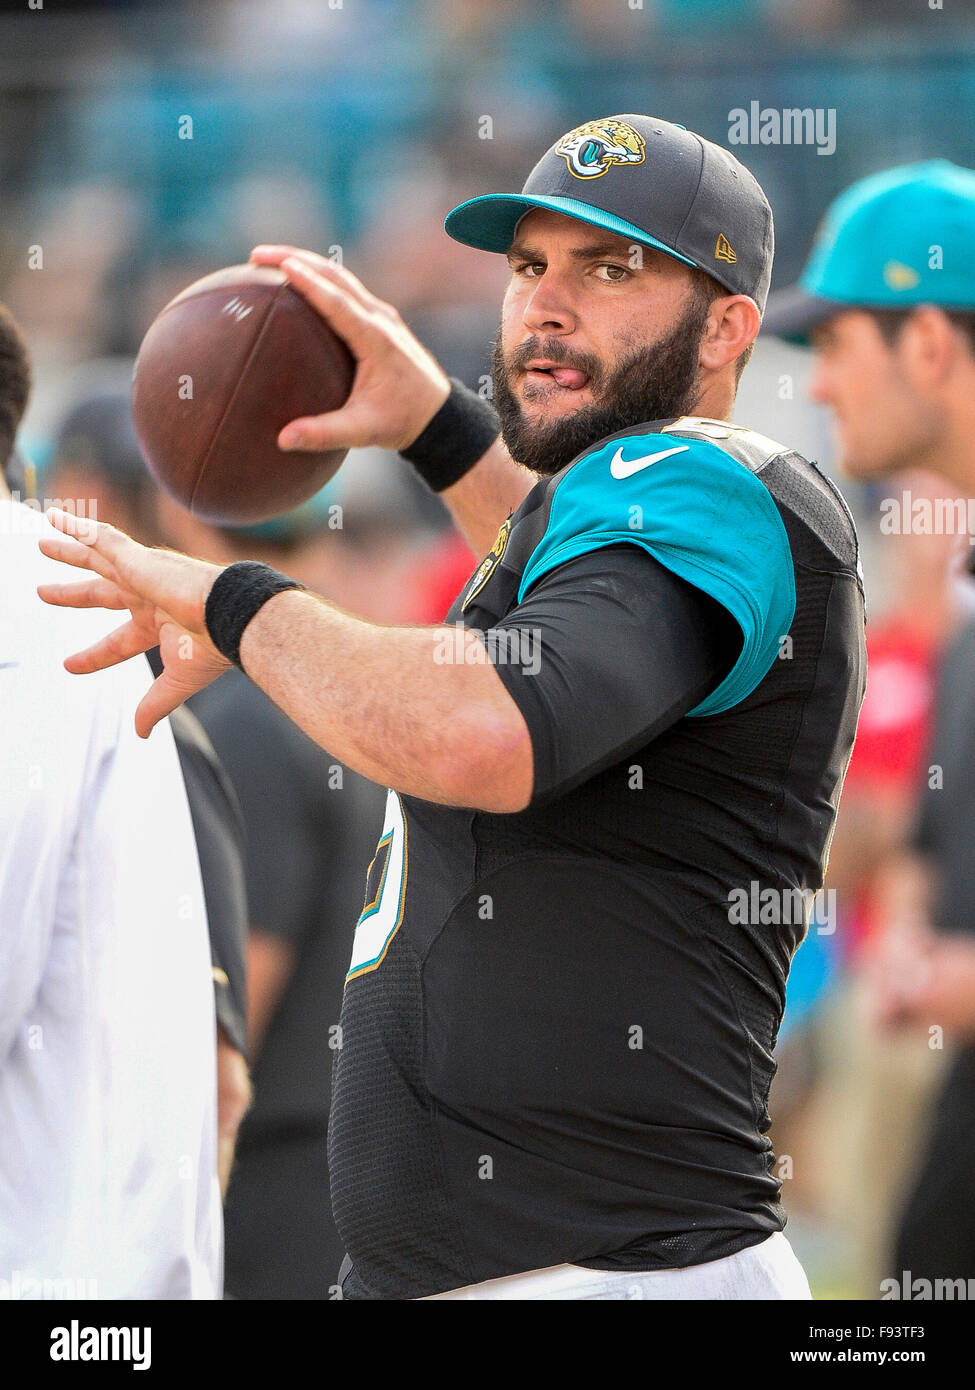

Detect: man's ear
[899,306,968,387]
[699,295,761,373]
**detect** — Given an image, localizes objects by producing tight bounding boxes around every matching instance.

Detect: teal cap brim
[444,192,698,270]
[761,284,850,345]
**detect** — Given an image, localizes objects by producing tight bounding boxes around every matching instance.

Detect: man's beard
[491,296,710,476]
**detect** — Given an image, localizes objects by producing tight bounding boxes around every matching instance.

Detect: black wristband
[204,561,306,670]
[400,377,500,492]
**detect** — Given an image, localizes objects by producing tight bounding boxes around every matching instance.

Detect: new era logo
[883,260,921,291]
[715,234,737,264]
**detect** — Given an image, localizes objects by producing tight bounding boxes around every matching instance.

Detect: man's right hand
[249,244,451,453]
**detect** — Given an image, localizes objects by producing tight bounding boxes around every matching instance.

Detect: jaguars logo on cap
[554,118,646,180]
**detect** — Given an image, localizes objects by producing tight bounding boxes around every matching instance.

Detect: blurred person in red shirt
[829,478,965,963]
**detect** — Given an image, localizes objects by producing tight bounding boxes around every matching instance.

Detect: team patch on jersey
[554,118,646,180]
[462,517,511,611]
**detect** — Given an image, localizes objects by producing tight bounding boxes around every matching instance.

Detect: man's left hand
[37,508,231,737]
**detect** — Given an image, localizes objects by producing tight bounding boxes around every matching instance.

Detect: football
[131,263,355,525]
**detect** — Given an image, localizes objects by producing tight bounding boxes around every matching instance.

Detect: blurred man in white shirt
[0,304,221,1298]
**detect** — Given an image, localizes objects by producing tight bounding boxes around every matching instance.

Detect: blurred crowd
[3,0,975,1299]
[4,0,975,455]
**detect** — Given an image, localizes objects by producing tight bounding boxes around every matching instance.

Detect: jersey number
[346,789,408,982]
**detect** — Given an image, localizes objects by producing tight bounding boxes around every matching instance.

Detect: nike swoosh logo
[609,444,689,479]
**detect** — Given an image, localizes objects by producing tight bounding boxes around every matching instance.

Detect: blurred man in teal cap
[767,161,975,1293]
[764,160,975,490]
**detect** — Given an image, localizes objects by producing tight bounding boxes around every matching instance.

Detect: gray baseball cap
[445,114,774,312]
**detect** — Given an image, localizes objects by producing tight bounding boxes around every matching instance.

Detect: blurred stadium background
[4,0,975,1300]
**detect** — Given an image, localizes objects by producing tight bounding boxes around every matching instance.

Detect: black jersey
[330,417,866,1299]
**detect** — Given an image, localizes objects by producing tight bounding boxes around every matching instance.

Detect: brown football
[131,263,355,525]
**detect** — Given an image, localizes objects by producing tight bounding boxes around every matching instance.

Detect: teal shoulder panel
[517,432,796,716]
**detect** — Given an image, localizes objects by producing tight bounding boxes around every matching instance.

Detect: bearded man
[39,115,864,1301]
